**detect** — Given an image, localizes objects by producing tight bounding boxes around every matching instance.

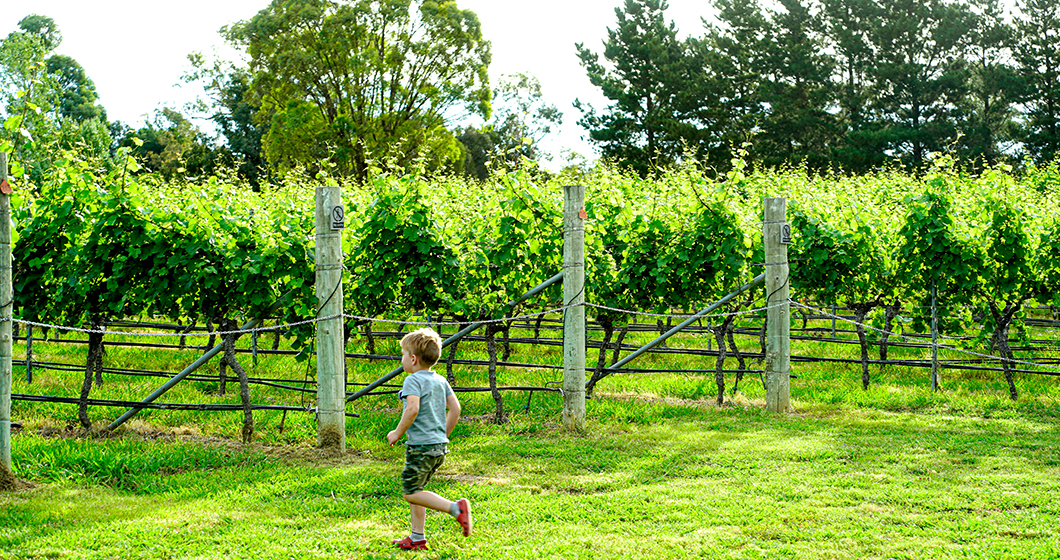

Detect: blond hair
[401,327,443,368]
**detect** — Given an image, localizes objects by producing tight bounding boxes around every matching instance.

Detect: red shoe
[391,536,428,550]
[455,498,473,537]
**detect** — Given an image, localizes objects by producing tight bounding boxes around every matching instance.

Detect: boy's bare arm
[445,393,461,437]
[386,395,420,445]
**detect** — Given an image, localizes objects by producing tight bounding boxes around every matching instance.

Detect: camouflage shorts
[401,443,447,495]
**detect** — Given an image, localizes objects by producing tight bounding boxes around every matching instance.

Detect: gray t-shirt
[399,370,455,445]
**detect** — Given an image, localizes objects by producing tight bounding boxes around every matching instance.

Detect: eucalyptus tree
[225,0,491,182]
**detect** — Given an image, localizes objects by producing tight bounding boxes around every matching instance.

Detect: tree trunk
[92,324,105,386]
[486,326,505,423]
[364,322,375,357]
[728,325,746,395]
[217,317,228,396]
[996,323,1018,401]
[611,325,629,366]
[879,303,900,373]
[206,318,216,349]
[446,340,459,384]
[586,317,614,398]
[990,302,1021,401]
[501,320,513,361]
[78,319,104,429]
[177,319,187,350]
[534,314,545,341]
[222,319,254,442]
[854,306,871,390]
[714,314,736,405]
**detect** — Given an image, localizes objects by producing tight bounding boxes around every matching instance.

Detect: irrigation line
[12,394,358,417]
[361,386,563,398]
[12,313,338,338]
[346,271,565,404]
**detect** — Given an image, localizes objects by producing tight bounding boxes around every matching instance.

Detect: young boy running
[386,328,472,550]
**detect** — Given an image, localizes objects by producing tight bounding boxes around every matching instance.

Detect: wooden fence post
[315,185,345,452]
[764,198,791,413]
[931,281,939,391]
[562,184,586,431]
[1,152,12,472]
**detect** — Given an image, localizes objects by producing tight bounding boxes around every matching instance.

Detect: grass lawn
[2,319,1060,559]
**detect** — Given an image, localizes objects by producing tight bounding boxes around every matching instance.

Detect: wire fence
[7,296,1060,421]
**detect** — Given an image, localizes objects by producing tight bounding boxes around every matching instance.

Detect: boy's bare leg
[410,504,427,534]
[403,490,453,514]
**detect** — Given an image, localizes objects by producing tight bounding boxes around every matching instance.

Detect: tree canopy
[576,0,1060,175]
[0,15,111,182]
[224,0,492,182]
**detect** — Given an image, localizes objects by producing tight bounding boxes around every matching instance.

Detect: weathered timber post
[1,153,12,472]
[764,198,791,413]
[316,185,345,451]
[931,281,939,391]
[562,184,586,431]
[24,325,31,384]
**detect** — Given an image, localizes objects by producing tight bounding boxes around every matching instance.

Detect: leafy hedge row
[8,149,1060,410]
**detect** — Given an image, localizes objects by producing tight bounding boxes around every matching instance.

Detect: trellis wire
[792,301,1060,373]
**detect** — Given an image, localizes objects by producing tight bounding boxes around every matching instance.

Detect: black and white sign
[330,205,345,231]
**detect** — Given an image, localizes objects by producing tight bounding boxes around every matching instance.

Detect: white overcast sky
[1,0,717,168]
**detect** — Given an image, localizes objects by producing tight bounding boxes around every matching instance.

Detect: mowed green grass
[2,317,1060,559]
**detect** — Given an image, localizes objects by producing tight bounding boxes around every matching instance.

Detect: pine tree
[575,0,695,175]
[1013,0,1060,163]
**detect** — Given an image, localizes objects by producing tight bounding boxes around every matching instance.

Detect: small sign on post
[330,205,345,231]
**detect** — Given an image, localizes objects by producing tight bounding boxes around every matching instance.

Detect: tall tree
[753,0,839,169]
[46,55,106,123]
[820,0,886,171]
[458,73,562,179]
[185,55,267,186]
[0,14,112,182]
[117,108,224,180]
[1013,0,1060,163]
[575,0,695,175]
[692,0,771,169]
[225,0,491,182]
[0,15,58,140]
[867,0,973,169]
[958,0,1019,167]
